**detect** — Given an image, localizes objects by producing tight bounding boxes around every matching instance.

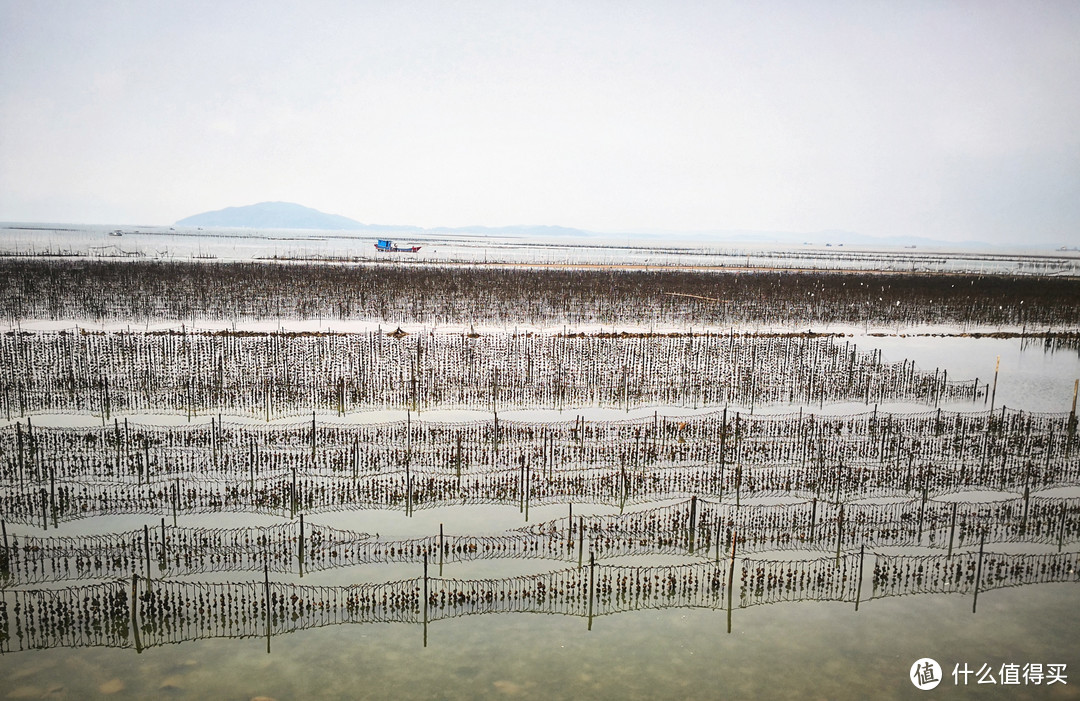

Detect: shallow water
[2,334,1078,700]
[3,582,1076,701]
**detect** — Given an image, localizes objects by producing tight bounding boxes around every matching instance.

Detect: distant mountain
[175,203,595,236]
[176,202,369,230]
[174,202,985,248]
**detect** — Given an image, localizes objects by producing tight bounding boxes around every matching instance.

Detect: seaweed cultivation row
[0,330,981,417]
[5,456,1080,529]
[3,407,1077,527]
[2,408,1072,486]
[3,259,1080,329]
[2,495,1079,586]
[2,549,1077,654]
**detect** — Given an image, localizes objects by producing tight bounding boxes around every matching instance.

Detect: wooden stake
[972,531,985,614]
[264,564,271,654]
[688,495,698,553]
[835,503,844,566]
[524,457,530,522]
[1070,379,1078,448]
[855,544,865,611]
[143,438,150,485]
[1058,503,1068,552]
[989,356,999,413]
[947,502,957,559]
[15,422,23,488]
[143,524,151,582]
[291,467,297,517]
[726,529,737,634]
[298,513,305,577]
[719,408,727,500]
[423,553,429,647]
[917,473,928,544]
[49,465,56,528]
[130,574,142,654]
[578,515,585,569]
[568,504,573,552]
[455,433,462,481]
[1020,486,1030,536]
[1,520,8,577]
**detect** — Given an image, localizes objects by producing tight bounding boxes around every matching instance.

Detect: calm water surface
[3,583,1076,700]
[2,327,1078,700]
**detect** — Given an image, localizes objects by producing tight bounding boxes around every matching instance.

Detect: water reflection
[4,549,1076,656]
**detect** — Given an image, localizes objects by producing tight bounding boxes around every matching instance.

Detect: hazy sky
[1,1,1078,244]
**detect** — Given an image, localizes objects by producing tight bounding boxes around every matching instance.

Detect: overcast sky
[1,1,1078,244]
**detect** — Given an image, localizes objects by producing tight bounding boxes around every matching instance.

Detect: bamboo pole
[972,531,985,614]
[726,529,737,634]
[1020,486,1031,537]
[719,408,727,501]
[947,502,957,559]
[688,495,698,553]
[130,574,142,653]
[1069,379,1078,452]
[49,465,56,528]
[298,513,305,577]
[1,520,8,578]
[423,553,429,647]
[578,516,585,569]
[568,504,573,552]
[291,467,297,518]
[143,524,151,582]
[989,356,1000,413]
[1058,503,1068,552]
[264,564,271,654]
[855,544,865,611]
[835,504,845,567]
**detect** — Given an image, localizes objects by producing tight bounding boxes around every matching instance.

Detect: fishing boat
[375,239,421,253]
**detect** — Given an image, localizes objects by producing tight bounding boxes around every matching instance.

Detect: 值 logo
[911,658,943,690]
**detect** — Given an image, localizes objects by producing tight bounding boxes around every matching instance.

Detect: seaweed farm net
[1,549,1076,655]
[1,408,1077,525]
[3,260,1080,330]
[2,493,1078,587]
[0,331,983,417]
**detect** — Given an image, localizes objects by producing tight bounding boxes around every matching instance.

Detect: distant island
[175,201,589,236]
[174,201,989,248]
[176,202,369,230]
